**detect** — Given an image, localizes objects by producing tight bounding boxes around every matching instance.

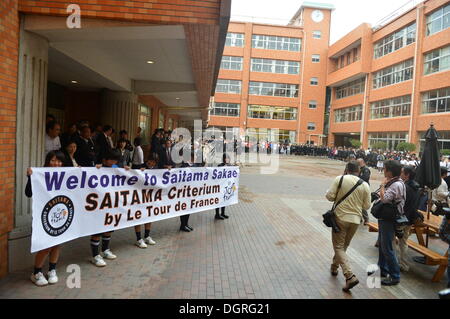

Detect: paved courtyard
[0,156,447,299]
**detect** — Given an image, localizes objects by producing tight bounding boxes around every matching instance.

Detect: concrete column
[9,21,49,271]
[101,90,139,143]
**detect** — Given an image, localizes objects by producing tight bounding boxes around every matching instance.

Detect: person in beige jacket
[326,161,371,292]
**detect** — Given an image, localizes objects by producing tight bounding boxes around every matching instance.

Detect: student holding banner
[27,150,66,286]
[134,159,157,248]
[90,150,124,267]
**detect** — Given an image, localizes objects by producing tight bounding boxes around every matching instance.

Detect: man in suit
[357,158,371,225]
[74,126,97,167]
[158,139,175,169]
[95,125,113,164]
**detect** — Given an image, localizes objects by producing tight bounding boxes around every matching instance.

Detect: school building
[326,0,450,150]
[209,0,450,151]
[208,2,334,145]
[0,0,231,277]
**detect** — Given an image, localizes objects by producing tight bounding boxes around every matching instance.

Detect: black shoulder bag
[323,176,364,233]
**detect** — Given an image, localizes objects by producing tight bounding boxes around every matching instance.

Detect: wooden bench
[367,222,379,232]
[365,221,448,282]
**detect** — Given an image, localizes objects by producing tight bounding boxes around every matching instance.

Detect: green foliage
[349,139,362,148]
[395,142,416,152]
[441,149,450,156]
[371,141,387,150]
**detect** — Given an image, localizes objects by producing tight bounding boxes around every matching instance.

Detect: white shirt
[45,134,61,155]
[432,179,449,204]
[132,146,144,165]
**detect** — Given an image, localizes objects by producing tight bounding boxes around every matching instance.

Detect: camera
[371,192,380,203]
[431,201,450,218]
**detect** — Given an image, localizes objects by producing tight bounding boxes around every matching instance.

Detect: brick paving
[0,156,447,298]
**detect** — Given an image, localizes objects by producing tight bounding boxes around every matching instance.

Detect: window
[353,47,359,62]
[426,3,450,36]
[312,54,320,63]
[372,59,414,89]
[246,128,296,143]
[215,79,242,94]
[252,35,301,51]
[210,102,240,117]
[168,118,173,131]
[249,82,299,98]
[424,45,450,75]
[370,95,411,119]
[247,105,297,120]
[309,100,317,109]
[220,56,243,71]
[310,77,318,85]
[251,58,300,74]
[336,78,365,99]
[207,126,240,139]
[334,105,363,123]
[368,132,407,150]
[307,122,316,131]
[158,110,165,129]
[420,131,450,151]
[422,87,450,114]
[138,103,151,145]
[312,31,322,39]
[374,23,416,58]
[225,33,244,47]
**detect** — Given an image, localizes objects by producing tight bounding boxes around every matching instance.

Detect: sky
[230,0,420,44]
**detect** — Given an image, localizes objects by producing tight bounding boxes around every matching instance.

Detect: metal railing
[372,0,423,31]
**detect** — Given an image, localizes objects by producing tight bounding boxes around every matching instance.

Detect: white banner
[30,166,239,252]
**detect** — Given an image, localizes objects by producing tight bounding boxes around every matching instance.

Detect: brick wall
[0,0,19,278]
[18,0,221,25]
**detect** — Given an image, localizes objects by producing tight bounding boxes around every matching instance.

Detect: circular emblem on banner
[41,196,74,237]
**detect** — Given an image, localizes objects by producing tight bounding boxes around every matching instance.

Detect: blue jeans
[447,246,450,287]
[378,219,400,281]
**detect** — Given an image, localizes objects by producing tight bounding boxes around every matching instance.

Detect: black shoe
[186,225,194,231]
[381,278,400,286]
[215,215,225,220]
[221,214,229,219]
[180,226,191,232]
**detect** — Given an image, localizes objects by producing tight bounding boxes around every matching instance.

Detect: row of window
[225,31,322,49]
[426,3,450,36]
[334,47,360,70]
[370,95,411,119]
[335,78,365,100]
[221,56,325,74]
[422,87,450,114]
[374,23,416,59]
[369,2,449,60]
[424,45,450,75]
[215,79,320,95]
[210,101,318,118]
[368,132,408,150]
[372,59,414,89]
[334,105,363,123]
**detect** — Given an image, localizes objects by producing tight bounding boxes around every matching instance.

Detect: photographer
[438,209,450,288]
[377,160,405,286]
[396,166,422,272]
[325,161,371,292]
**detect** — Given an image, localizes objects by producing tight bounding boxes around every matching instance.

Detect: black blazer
[75,137,96,167]
[117,148,132,168]
[95,133,111,164]
[158,147,175,168]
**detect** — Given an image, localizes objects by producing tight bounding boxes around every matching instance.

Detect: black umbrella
[415,124,441,189]
[414,124,441,254]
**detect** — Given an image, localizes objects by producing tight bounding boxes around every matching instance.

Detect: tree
[441,149,450,156]
[371,141,387,150]
[396,142,416,152]
[349,138,362,149]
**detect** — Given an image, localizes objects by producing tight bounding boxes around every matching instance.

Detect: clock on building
[311,10,324,23]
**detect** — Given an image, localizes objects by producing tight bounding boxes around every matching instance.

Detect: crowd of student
[29,115,235,287]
